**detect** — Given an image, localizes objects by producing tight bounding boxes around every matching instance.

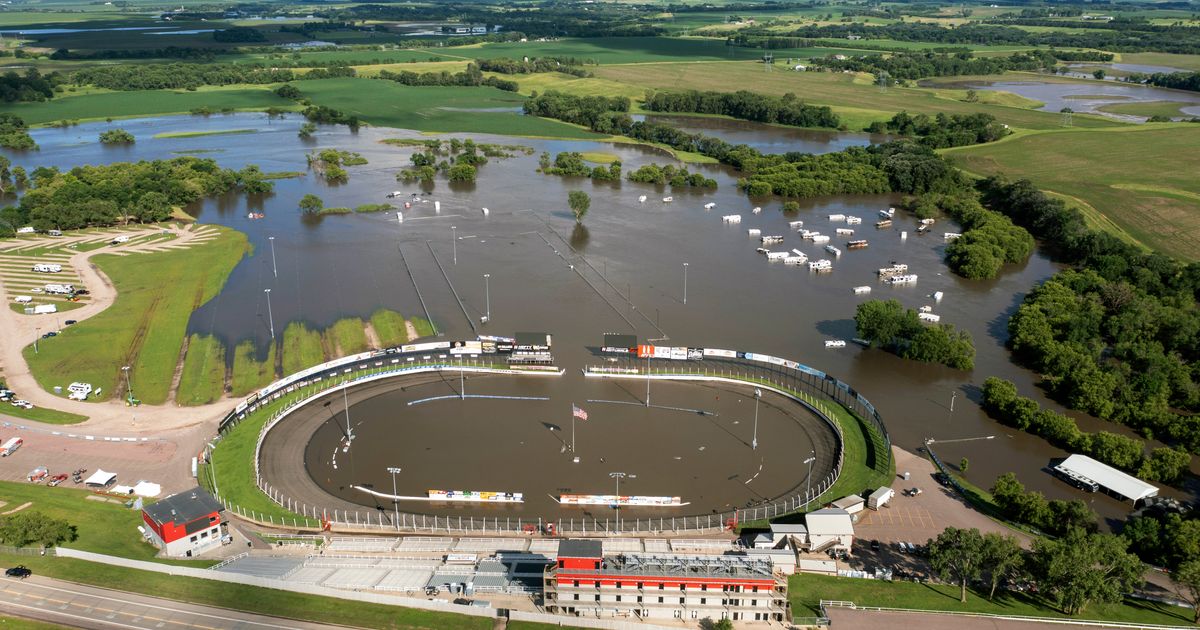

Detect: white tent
[83,469,117,487]
[132,481,162,498]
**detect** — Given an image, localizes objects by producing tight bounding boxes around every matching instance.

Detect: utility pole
[609,472,635,531]
[483,273,491,324]
[268,236,277,278]
[451,225,457,265]
[264,288,275,339]
[343,384,353,444]
[387,467,402,525]
[645,353,651,407]
[752,388,761,450]
[683,262,688,305]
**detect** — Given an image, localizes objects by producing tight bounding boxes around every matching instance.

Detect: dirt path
[363,322,383,350]
[405,320,419,342]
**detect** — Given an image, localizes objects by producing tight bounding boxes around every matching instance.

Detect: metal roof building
[1053,454,1159,504]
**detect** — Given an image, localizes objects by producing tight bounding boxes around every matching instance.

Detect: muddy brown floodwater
[6,112,1193,527]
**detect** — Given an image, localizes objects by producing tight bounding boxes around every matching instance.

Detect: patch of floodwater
[1067,62,1192,75]
[633,114,892,155]
[0,26,172,35]
[967,79,1200,120]
[147,29,216,35]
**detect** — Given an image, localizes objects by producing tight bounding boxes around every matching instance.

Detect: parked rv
[1,437,22,456]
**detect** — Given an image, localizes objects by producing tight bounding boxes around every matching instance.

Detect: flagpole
[571,405,576,453]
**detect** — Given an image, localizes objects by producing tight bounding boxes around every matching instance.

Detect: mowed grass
[0,86,296,126]
[0,553,492,630]
[947,125,1200,260]
[176,333,227,406]
[369,309,410,347]
[281,321,326,376]
[410,316,436,339]
[0,615,66,630]
[594,62,1124,131]
[292,78,601,138]
[23,228,248,404]
[1097,101,1193,118]
[230,340,276,397]
[325,317,369,355]
[0,400,88,425]
[1117,52,1200,73]
[788,574,1192,626]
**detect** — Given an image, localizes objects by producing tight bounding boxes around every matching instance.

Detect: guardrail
[209,347,891,536]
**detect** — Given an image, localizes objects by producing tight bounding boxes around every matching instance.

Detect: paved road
[0,575,343,629]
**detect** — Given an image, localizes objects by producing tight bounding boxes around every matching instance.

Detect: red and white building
[140,487,226,558]
[543,540,789,623]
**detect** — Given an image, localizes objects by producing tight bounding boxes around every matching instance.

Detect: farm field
[946,124,1200,261]
[441,36,870,64]
[594,62,1123,131]
[291,78,602,138]
[1116,52,1200,72]
[23,227,249,405]
[0,86,296,125]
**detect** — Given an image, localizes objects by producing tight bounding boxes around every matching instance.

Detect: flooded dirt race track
[7,112,1191,525]
[262,373,839,523]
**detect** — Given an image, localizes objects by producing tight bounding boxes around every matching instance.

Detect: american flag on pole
[572,404,589,421]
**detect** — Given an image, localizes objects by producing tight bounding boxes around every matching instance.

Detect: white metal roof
[1055,454,1159,502]
[805,508,854,536]
[83,469,116,486]
[832,495,865,509]
[868,487,894,500]
[769,523,808,535]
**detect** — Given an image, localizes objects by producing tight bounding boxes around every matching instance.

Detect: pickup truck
[47,474,68,487]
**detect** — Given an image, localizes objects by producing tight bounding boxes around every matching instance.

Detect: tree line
[626,163,717,188]
[377,64,518,92]
[642,89,841,130]
[539,152,622,181]
[0,157,272,234]
[812,50,1058,81]
[0,69,65,103]
[868,110,1010,149]
[475,57,592,78]
[71,63,354,91]
[982,377,1191,483]
[855,299,976,370]
[980,177,1200,453]
[1133,71,1200,93]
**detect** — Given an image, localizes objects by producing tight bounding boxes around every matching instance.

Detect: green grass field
[1097,101,1192,118]
[230,340,276,397]
[946,124,1200,261]
[0,87,296,126]
[292,78,601,138]
[0,553,491,630]
[788,574,1192,626]
[441,36,860,64]
[325,317,368,355]
[0,615,66,630]
[281,321,325,376]
[410,317,436,339]
[23,228,248,405]
[0,399,88,425]
[176,334,227,406]
[1117,52,1200,72]
[369,309,409,347]
[594,63,1123,131]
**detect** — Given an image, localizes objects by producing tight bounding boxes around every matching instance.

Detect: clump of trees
[524,91,631,132]
[301,105,361,131]
[990,473,1098,536]
[927,527,1023,603]
[855,299,976,370]
[982,378,1190,483]
[0,511,76,548]
[99,129,135,145]
[0,114,36,150]
[626,163,716,188]
[868,111,1010,148]
[298,194,324,214]
[377,63,518,92]
[540,152,622,181]
[904,191,1033,279]
[0,157,271,233]
[0,68,64,103]
[813,50,1057,81]
[568,190,590,223]
[642,89,840,130]
[476,57,592,78]
[398,138,491,184]
[212,26,267,43]
[307,149,367,183]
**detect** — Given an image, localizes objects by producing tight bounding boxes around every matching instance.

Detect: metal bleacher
[325,537,398,553]
[601,538,643,554]
[323,567,389,590]
[454,537,530,553]
[670,538,736,552]
[373,568,436,592]
[643,539,671,553]
[397,536,454,552]
[527,539,559,555]
[212,556,304,580]
[288,566,338,584]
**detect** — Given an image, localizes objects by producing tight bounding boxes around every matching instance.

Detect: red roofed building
[544,539,788,623]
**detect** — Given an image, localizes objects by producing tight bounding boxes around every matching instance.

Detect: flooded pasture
[4,112,1190,524]
[962,79,1200,120]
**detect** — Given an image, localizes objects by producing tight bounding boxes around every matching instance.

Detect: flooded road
[4,112,1188,522]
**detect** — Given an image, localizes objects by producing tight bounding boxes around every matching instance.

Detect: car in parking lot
[64,320,77,326]
[5,566,31,579]
[47,473,69,487]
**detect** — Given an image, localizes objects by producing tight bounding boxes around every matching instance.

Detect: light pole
[122,365,132,402]
[451,225,457,265]
[34,327,39,354]
[264,288,275,339]
[752,388,761,450]
[387,467,402,525]
[803,452,816,506]
[483,274,491,324]
[950,390,958,413]
[644,353,651,407]
[609,472,635,531]
[268,236,277,278]
[682,262,688,305]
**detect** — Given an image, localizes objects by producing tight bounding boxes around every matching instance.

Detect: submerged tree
[568,190,590,223]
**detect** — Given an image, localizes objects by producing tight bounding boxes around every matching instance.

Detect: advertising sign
[703,348,737,358]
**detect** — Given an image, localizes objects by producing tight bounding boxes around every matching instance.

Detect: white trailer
[0,437,22,457]
[33,304,57,314]
[868,486,894,510]
[31,264,63,273]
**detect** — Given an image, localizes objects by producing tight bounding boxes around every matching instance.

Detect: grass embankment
[281,322,325,377]
[326,317,369,355]
[369,309,411,347]
[0,403,88,425]
[23,227,248,404]
[0,553,491,630]
[410,316,436,339]
[788,573,1192,626]
[946,124,1200,260]
[291,78,601,138]
[176,334,227,406]
[230,340,276,398]
[0,615,66,629]
[1097,101,1192,118]
[0,86,296,126]
[594,63,1124,131]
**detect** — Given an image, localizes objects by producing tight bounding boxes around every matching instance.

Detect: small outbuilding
[797,558,837,576]
[832,494,866,515]
[141,486,226,557]
[805,508,855,553]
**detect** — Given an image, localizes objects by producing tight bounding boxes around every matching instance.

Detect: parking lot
[0,431,176,492]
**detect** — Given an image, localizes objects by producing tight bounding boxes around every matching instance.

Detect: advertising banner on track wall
[703,348,737,358]
[653,346,673,359]
[637,345,654,358]
[450,340,483,355]
[669,347,688,361]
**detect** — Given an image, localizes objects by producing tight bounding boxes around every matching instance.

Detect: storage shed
[1053,454,1159,504]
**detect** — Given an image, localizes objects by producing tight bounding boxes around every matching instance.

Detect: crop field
[23,227,248,405]
[0,86,296,125]
[293,77,602,138]
[594,62,1123,131]
[947,124,1200,261]
[453,36,869,64]
[234,48,459,65]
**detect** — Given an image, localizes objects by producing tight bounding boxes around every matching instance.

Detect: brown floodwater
[6,112,1191,526]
